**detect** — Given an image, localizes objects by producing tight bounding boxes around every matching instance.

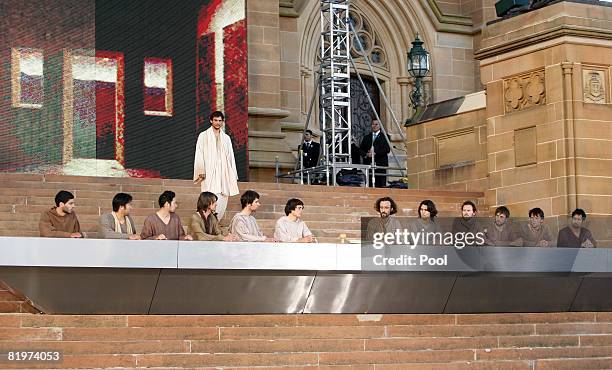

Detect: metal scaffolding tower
[320,0,351,185]
[275,0,407,186]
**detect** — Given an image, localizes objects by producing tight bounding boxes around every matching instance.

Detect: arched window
[348,10,388,70]
[314,7,388,71]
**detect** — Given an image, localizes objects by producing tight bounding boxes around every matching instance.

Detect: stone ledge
[279,0,299,17]
[280,121,308,132]
[248,107,291,118]
[420,0,474,34]
[249,130,286,139]
[476,25,612,60]
[249,160,295,169]
[476,1,612,59]
[415,91,486,124]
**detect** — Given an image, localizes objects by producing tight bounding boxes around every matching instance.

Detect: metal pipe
[292,68,322,184]
[274,156,280,184]
[349,20,407,142]
[299,149,304,185]
[349,56,406,179]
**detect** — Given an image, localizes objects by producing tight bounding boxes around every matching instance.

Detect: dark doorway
[350,75,381,149]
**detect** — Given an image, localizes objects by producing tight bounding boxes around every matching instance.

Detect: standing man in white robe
[193,111,239,220]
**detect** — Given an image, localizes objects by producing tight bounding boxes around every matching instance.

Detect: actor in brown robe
[39,190,82,238]
[141,191,192,241]
[557,208,597,248]
[451,201,485,246]
[365,197,402,242]
[519,207,552,247]
[484,206,522,246]
[188,192,237,241]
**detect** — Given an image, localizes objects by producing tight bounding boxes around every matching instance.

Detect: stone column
[300,67,312,117]
[247,0,294,181]
[396,76,412,123]
[561,62,577,215]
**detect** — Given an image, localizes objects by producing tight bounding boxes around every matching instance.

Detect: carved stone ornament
[503,70,546,113]
[583,69,606,104]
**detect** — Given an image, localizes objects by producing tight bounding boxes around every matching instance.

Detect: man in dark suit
[298,130,320,169]
[360,119,390,188]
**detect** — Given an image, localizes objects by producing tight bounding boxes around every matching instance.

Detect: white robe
[193,127,239,197]
[274,216,313,242]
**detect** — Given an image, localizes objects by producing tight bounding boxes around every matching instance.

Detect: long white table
[1,237,610,314]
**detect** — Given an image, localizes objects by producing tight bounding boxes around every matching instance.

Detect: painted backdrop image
[0,0,248,180]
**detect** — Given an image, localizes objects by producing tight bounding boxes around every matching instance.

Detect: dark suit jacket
[298,141,320,168]
[359,131,390,166]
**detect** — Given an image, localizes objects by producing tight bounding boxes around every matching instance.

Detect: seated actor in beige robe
[274,198,315,243]
[98,193,140,240]
[229,190,275,242]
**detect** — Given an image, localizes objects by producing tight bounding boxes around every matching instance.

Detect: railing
[275,159,406,187]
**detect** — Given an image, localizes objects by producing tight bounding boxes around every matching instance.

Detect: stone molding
[474,1,612,60]
[479,27,612,60]
[582,68,607,104]
[420,0,473,31]
[503,70,546,114]
[280,0,474,36]
[248,130,286,139]
[434,127,476,168]
[248,107,291,118]
[279,0,301,17]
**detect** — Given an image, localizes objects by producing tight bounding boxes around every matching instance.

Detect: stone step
[0,187,477,207]
[0,197,459,217]
[0,206,461,224]
[0,174,485,241]
[0,313,611,368]
[0,173,484,196]
[4,201,465,217]
[0,312,607,328]
[0,229,360,242]
[0,283,39,314]
[0,219,365,233]
[0,196,468,213]
[0,174,482,195]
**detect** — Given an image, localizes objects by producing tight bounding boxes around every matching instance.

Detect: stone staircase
[3,173,612,368]
[0,282,39,314]
[1,312,612,368]
[0,173,484,243]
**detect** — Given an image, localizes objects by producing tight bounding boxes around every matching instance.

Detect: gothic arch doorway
[350,74,380,150]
